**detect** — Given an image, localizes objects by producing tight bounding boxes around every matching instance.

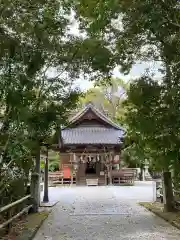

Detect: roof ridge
[89,104,124,130]
[65,103,125,132]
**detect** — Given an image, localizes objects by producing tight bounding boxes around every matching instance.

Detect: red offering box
[63,167,71,178]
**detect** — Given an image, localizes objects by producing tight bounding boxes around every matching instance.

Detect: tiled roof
[67,102,125,131]
[61,127,124,145]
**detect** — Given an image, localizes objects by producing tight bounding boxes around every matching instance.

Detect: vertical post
[162,171,175,212]
[71,173,73,186]
[73,152,79,185]
[30,172,40,212]
[70,153,73,186]
[104,153,109,185]
[108,152,113,185]
[43,146,49,202]
[31,144,41,212]
[109,165,112,185]
[153,180,157,202]
[142,168,145,181]
[103,154,107,185]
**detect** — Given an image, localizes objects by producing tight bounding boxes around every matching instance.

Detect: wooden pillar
[108,152,113,185]
[109,166,112,185]
[102,154,107,185]
[70,153,73,186]
[73,153,80,185]
[96,154,101,176]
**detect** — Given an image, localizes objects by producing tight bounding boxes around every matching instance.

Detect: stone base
[145,176,153,181]
[40,200,58,207]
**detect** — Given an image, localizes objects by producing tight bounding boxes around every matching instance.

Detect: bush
[49,160,59,172]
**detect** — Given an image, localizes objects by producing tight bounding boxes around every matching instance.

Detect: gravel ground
[34,183,180,240]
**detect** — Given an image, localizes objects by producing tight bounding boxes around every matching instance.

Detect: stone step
[86,178,98,186]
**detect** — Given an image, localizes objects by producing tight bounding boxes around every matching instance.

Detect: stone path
[35,183,180,240]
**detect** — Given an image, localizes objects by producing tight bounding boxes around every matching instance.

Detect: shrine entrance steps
[77,175,106,186]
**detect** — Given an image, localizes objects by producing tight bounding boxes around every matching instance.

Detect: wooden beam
[0,205,33,230]
[0,195,31,214]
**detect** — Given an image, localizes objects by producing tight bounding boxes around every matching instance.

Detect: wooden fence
[111,168,136,185]
[0,195,33,233]
[49,171,76,185]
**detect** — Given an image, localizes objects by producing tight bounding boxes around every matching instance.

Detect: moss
[1,211,50,240]
[24,211,49,229]
[139,202,180,230]
[17,211,50,240]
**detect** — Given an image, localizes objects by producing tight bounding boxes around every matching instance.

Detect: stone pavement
[35,182,180,240]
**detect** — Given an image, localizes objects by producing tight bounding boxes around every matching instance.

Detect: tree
[96,78,128,119]
[75,0,180,212]
[0,0,116,209]
[79,77,128,124]
[124,76,179,211]
[75,0,180,67]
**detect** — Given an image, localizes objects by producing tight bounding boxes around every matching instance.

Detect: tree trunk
[35,145,41,174]
[31,144,41,212]
[162,171,175,212]
[30,172,40,213]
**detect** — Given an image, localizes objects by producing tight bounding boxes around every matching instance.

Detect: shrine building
[58,102,125,186]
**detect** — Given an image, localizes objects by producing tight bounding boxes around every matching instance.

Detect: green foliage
[79,77,128,125]
[40,151,59,172]
[48,151,60,172]
[49,160,60,172]
[77,0,180,175]
[75,0,180,71]
[0,0,117,206]
[40,160,45,170]
[0,0,179,211]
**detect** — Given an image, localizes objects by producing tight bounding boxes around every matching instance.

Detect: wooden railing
[0,195,33,233]
[111,169,136,185]
[49,171,76,185]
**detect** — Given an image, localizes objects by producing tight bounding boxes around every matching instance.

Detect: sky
[76,61,162,91]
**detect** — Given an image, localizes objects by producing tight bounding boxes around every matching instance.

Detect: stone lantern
[144,159,152,181]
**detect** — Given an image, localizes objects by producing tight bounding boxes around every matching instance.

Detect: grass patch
[139,202,180,230]
[1,211,50,240]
